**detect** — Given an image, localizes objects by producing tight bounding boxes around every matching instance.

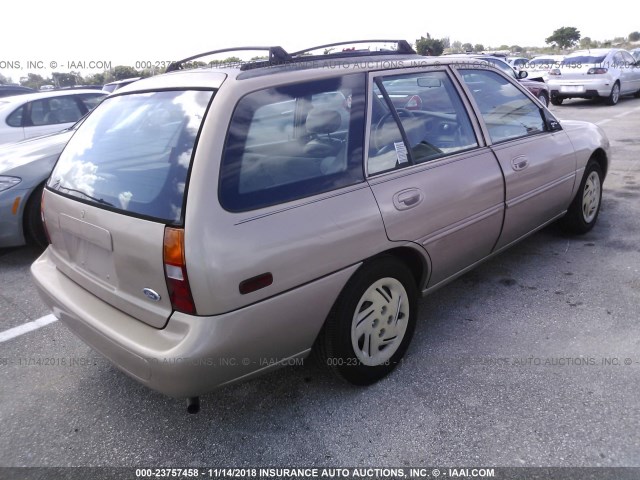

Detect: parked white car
[0,89,106,144]
[547,48,640,105]
[523,55,565,82]
[507,56,528,72]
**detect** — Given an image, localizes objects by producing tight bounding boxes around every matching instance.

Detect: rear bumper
[31,248,358,397]
[548,78,613,98]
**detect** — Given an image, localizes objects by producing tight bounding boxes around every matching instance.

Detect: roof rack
[165,46,291,73]
[165,40,416,73]
[290,39,415,57]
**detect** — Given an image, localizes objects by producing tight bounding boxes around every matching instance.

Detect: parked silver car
[31,41,610,411]
[547,48,640,105]
[0,126,76,248]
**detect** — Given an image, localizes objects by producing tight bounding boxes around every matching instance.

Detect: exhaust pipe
[186,397,200,414]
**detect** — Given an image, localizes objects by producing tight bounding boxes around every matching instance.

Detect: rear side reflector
[239,273,273,295]
[163,227,196,314]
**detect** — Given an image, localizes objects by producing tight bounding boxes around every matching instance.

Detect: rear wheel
[559,160,603,234]
[316,257,418,385]
[24,184,47,249]
[605,82,620,105]
[550,96,564,106]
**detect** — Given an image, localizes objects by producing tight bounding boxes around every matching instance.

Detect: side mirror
[543,110,562,131]
[548,119,562,131]
[518,70,528,79]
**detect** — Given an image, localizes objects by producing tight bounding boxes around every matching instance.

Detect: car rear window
[47,89,214,224]
[562,55,607,65]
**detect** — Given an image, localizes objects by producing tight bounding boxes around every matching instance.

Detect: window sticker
[394,142,408,164]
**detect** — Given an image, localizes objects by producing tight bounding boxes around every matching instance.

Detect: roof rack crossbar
[290,39,415,57]
[166,46,292,72]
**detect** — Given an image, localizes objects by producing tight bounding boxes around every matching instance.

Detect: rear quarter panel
[184,69,426,316]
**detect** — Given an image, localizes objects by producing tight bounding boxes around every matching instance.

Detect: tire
[605,82,620,105]
[634,89,640,98]
[550,96,563,106]
[559,160,603,234]
[316,257,418,385]
[24,184,48,249]
[537,92,549,107]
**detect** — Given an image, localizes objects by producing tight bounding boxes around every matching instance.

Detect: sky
[1,0,638,81]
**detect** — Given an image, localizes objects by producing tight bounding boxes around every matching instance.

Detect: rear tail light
[163,227,196,314]
[587,68,608,75]
[404,95,422,110]
[549,69,561,76]
[40,191,51,244]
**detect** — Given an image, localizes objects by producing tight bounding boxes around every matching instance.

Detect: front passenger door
[457,68,577,250]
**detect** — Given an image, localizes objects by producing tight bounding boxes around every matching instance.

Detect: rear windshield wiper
[53,184,115,207]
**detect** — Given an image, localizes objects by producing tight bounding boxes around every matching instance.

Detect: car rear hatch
[44,88,216,328]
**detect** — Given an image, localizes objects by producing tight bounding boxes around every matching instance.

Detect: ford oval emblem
[143,288,161,302]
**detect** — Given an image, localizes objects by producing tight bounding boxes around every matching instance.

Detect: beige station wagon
[31,41,609,412]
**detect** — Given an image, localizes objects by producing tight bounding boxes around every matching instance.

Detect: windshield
[48,90,214,223]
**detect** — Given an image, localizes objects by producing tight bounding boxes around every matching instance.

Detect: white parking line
[596,105,640,126]
[0,314,58,343]
[613,106,640,118]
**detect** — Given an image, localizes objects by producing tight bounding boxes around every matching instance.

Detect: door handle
[393,189,423,210]
[511,155,529,171]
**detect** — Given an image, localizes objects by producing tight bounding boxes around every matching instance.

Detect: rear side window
[219,74,366,212]
[48,90,214,223]
[6,105,24,127]
[368,70,478,176]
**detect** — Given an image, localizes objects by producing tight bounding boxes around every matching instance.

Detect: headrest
[306,108,342,134]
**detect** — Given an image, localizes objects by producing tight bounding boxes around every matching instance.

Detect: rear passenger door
[456,68,577,249]
[366,68,505,288]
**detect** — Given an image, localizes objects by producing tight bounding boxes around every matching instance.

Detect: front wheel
[25,184,48,248]
[537,93,549,107]
[559,160,603,234]
[316,257,418,385]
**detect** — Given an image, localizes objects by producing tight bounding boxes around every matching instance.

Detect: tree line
[1,29,639,89]
[415,28,640,56]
